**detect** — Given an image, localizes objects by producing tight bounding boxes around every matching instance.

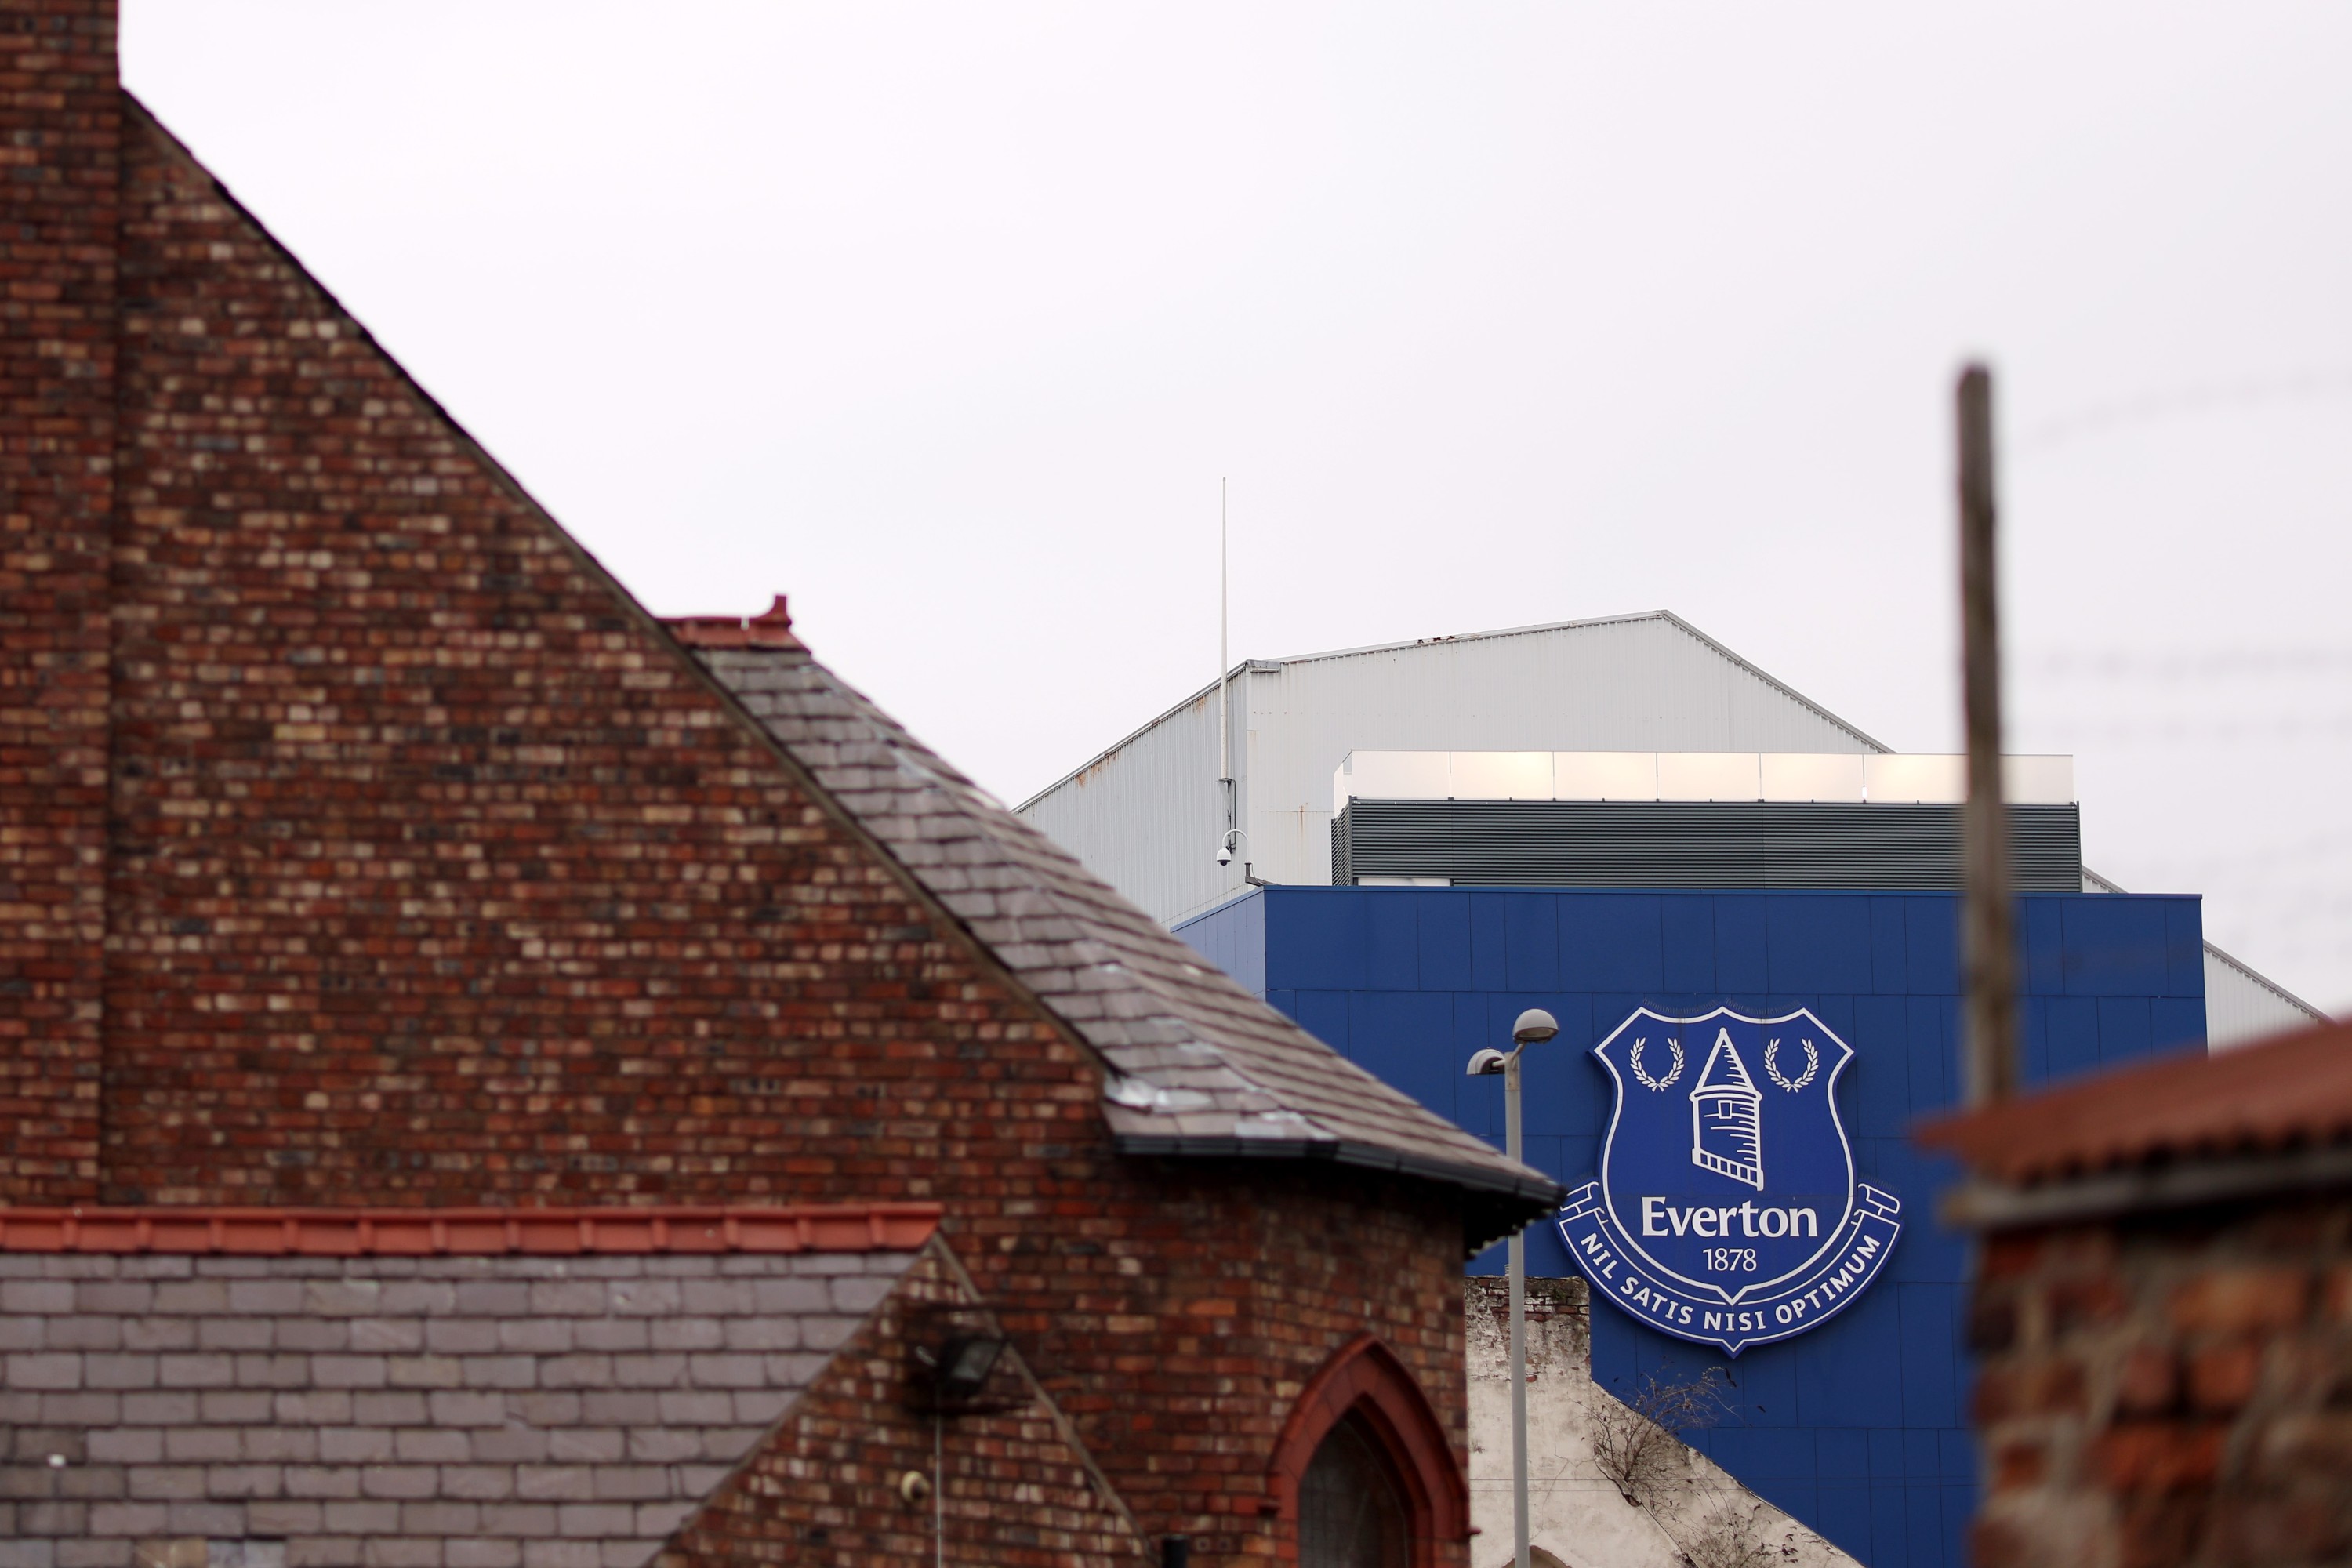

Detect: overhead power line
[2016,367,2352,452]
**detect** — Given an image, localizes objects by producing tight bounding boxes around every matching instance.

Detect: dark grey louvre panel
[1333,799,2082,891]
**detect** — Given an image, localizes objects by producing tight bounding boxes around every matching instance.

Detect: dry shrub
[1588,1365,1731,1508]
[1672,1497,1804,1568]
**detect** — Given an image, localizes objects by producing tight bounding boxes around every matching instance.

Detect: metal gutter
[1110,1132,1566,1207]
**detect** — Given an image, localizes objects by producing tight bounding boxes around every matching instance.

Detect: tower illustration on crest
[1690,1029,1766,1190]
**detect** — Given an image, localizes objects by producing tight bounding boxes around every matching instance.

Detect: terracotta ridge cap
[661,594,801,650]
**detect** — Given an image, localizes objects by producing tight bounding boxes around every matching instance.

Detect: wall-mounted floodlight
[909,1327,1011,1414]
[931,1334,1006,1403]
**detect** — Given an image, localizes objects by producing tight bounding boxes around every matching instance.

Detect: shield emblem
[1558,1005,1901,1355]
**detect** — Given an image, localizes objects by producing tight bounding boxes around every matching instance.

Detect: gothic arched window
[1269,1334,1468,1568]
[1300,1410,1410,1568]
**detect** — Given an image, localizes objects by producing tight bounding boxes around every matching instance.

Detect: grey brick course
[0,1250,908,1562]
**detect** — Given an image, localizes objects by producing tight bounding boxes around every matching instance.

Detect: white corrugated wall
[1020,612,1885,924]
[2205,944,2329,1049]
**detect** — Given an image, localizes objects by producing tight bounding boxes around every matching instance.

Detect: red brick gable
[659,1238,1152,1566]
[0,0,118,1200]
[2,28,1488,1555]
[96,99,1089,1210]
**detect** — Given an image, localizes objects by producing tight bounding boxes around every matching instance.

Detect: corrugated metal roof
[1015,610,1888,815]
[1918,1016,2352,1186]
[685,637,1562,1229]
[1263,611,1889,752]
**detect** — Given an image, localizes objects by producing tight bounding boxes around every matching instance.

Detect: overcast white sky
[123,3,2352,1014]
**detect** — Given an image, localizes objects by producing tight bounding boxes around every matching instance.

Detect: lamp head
[1512,1007,1560,1045]
[1465,1047,1508,1077]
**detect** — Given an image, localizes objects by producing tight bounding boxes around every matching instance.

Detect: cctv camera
[1215,844,1233,866]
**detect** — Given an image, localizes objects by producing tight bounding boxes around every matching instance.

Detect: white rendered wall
[1463,1278,1855,1568]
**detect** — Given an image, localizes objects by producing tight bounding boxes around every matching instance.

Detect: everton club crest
[1559,1005,1901,1356]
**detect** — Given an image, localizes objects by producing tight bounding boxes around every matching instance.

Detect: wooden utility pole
[1958,364,2017,1106]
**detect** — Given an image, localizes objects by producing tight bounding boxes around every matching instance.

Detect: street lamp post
[1469,1007,1559,1568]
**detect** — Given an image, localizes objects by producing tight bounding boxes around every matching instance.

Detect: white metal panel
[1235,615,1887,898]
[1657,753,1762,801]
[1448,750,1554,800]
[1761,753,1866,802]
[1554,752,1659,800]
[1858,754,2074,804]
[2002,755,2077,804]
[1334,750,1452,808]
[1864,754,1966,803]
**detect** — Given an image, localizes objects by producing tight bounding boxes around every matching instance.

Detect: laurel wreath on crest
[1765,1036,1820,1092]
[1629,1036,1685,1092]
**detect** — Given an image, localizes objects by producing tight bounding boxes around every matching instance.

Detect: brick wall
[663,1243,1147,1566]
[0,64,1476,1563]
[1969,1193,2352,1568]
[0,0,116,1198]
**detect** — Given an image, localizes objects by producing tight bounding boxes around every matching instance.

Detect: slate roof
[1920,1015,2352,1187]
[681,615,1560,1221]
[0,1207,932,1565]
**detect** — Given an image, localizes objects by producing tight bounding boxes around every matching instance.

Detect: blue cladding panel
[1471,897,1509,989]
[1504,894,1562,989]
[1904,898,1961,996]
[2059,898,2172,996]
[2166,902,2207,998]
[2024,898,2064,995]
[1365,895,1420,992]
[1871,898,1909,995]
[1264,888,1365,989]
[2098,997,2154,1067]
[1562,894,1665,992]
[1174,885,2204,1568]
[1661,896,1715,992]
[1768,895,1875,993]
[2045,996,2101,1083]
[1419,894,1472,990]
[1715,898,1770,993]
[2154,997,2205,1054]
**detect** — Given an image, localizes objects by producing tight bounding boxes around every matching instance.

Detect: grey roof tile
[696,646,1559,1212]
[0,1251,915,1564]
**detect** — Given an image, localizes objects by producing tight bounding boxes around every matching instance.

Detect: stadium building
[1018,612,2327,1567]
